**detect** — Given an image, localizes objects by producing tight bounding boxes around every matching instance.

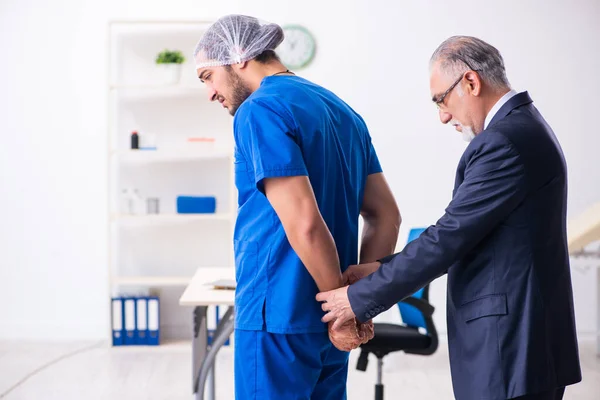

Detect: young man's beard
[226,67,253,116]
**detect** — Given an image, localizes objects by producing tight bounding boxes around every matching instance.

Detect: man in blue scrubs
[193,15,401,399]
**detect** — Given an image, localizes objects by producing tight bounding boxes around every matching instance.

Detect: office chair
[356,228,439,400]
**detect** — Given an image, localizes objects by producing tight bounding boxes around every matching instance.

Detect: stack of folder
[111,297,231,346]
[111,296,160,346]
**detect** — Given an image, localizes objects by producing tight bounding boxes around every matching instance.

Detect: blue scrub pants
[234,329,349,399]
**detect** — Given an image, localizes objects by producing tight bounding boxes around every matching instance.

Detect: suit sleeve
[349,133,528,322]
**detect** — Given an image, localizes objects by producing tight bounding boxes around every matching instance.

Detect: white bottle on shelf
[121,188,144,215]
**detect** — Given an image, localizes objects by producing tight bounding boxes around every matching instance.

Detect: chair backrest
[396,227,428,330]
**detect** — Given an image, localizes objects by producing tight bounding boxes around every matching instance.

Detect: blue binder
[123,297,137,345]
[111,297,124,346]
[135,297,149,345]
[147,296,160,346]
[176,196,216,214]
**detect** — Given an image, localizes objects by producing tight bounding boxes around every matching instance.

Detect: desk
[568,202,600,355]
[179,267,236,400]
[570,259,600,355]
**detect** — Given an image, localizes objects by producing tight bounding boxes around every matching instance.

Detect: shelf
[111,268,234,287]
[108,21,236,344]
[109,20,212,36]
[112,148,232,164]
[110,83,204,89]
[112,276,193,286]
[109,84,207,100]
[110,84,204,91]
[111,213,234,225]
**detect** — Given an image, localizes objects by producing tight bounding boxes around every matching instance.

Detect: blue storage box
[176,196,216,214]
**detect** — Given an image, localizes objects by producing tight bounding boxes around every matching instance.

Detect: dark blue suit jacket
[348,92,582,399]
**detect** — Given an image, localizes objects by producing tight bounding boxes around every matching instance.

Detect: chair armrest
[400,297,435,317]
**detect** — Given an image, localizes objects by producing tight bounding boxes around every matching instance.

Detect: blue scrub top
[232,75,382,334]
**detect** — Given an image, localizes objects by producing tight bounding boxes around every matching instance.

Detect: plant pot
[158,63,182,85]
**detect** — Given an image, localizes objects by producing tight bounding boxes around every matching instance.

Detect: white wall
[1,0,599,339]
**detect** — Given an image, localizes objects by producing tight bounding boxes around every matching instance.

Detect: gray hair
[430,36,511,90]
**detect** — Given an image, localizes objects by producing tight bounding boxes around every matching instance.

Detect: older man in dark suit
[317,36,582,400]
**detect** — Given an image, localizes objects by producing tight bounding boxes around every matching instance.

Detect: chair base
[375,383,384,400]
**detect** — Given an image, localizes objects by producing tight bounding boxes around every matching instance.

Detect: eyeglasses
[433,58,481,108]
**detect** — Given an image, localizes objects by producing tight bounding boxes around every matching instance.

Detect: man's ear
[232,61,249,71]
[465,70,482,97]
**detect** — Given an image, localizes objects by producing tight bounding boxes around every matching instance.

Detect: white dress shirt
[484,89,518,130]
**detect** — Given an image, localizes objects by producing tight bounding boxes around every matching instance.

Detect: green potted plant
[155,49,185,84]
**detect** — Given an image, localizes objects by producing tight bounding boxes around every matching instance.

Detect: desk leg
[192,306,235,400]
[192,306,208,400]
[195,307,235,400]
[208,365,215,398]
[597,268,600,356]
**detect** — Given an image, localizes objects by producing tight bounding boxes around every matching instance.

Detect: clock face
[277,25,316,70]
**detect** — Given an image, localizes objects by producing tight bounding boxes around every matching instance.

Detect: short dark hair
[254,49,280,64]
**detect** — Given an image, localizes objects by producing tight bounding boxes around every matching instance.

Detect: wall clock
[277,24,316,70]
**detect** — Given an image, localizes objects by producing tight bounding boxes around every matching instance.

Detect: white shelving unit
[107,20,236,343]
[112,147,232,164]
[110,213,234,224]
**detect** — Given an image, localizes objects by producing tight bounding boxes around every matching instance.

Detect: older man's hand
[318,275,377,349]
[317,286,356,330]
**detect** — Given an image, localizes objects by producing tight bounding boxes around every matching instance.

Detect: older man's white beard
[461,125,476,142]
[451,120,476,143]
